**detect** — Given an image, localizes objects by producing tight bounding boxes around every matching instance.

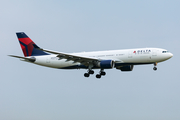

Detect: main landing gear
[153,62,157,71]
[84,70,94,77]
[96,69,106,79]
[84,69,106,79]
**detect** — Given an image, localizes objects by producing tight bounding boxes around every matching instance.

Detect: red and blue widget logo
[16,32,48,57]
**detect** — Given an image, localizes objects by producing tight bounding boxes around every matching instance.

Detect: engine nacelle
[97,60,114,69]
[117,65,134,71]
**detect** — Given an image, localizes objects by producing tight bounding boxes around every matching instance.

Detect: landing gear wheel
[153,67,157,71]
[84,73,90,77]
[88,70,94,75]
[100,71,106,76]
[96,74,101,79]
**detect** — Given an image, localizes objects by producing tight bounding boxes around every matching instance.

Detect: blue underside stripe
[60,63,154,69]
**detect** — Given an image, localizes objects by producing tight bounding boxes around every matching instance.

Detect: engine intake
[97,60,114,69]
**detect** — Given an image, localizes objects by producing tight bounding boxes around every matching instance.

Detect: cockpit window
[162,51,169,53]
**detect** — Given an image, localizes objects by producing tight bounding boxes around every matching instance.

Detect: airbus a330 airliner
[9,32,173,78]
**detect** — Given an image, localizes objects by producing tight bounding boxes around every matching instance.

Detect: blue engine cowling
[117,65,134,71]
[97,60,114,69]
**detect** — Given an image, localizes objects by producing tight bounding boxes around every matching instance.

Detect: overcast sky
[0,0,180,120]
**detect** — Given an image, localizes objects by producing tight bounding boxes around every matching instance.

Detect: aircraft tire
[89,70,94,74]
[100,72,106,76]
[84,73,90,77]
[153,67,157,71]
[96,74,101,79]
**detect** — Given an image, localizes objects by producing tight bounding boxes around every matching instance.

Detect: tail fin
[16,32,49,57]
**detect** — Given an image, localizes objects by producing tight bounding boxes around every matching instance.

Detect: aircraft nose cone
[170,53,173,58]
[169,53,173,58]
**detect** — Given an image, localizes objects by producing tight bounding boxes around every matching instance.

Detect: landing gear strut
[153,62,157,71]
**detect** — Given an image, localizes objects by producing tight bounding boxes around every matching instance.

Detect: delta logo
[133,50,151,54]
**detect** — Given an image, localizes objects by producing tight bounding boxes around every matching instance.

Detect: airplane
[9,32,173,78]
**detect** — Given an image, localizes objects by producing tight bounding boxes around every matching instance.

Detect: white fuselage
[26,48,173,69]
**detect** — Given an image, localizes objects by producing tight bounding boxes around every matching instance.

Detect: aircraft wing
[33,45,100,65]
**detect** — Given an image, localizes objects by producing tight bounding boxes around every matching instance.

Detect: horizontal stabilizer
[9,55,36,62]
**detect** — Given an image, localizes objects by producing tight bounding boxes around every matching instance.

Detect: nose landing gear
[153,67,157,71]
[153,62,157,71]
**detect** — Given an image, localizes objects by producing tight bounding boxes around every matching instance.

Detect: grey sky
[0,0,180,120]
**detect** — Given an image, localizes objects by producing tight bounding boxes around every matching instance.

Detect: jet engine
[97,60,114,69]
[117,65,134,71]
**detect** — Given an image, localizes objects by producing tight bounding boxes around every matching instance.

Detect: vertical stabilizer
[16,32,49,57]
